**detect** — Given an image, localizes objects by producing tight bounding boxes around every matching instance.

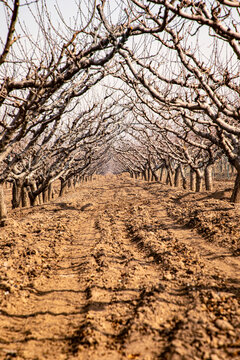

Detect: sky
[0,0,96,46]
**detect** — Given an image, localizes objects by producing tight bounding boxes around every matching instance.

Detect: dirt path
[0,175,239,360]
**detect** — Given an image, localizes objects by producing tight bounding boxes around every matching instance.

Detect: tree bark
[48,183,53,201]
[142,170,147,181]
[0,183,7,225]
[60,178,67,197]
[151,169,158,182]
[73,177,78,187]
[147,167,151,181]
[196,172,203,192]
[230,171,240,203]
[204,165,213,191]
[28,181,40,206]
[12,179,23,209]
[21,186,29,207]
[174,165,181,187]
[180,165,187,189]
[68,178,73,189]
[190,169,196,191]
[166,168,173,186]
[42,188,48,203]
[159,166,164,182]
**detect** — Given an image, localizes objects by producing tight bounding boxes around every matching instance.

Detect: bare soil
[0,175,240,360]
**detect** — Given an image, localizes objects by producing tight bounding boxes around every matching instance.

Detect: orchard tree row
[0,0,240,222]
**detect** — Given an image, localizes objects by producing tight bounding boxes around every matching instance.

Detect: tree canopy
[0,0,240,217]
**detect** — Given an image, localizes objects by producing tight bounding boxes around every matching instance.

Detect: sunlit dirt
[0,175,239,359]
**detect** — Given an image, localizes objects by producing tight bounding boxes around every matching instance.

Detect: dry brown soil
[0,175,240,360]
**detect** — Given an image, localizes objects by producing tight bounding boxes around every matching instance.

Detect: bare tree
[0,0,146,221]
[110,0,240,201]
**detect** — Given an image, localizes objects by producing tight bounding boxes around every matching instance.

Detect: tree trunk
[73,177,78,187]
[21,186,29,207]
[180,165,187,189]
[190,169,196,191]
[28,181,39,206]
[147,168,151,181]
[174,165,181,187]
[142,170,147,181]
[166,168,173,186]
[0,183,7,225]
[48,183,53,201]
[42,187,48,203]
[182,177,187,190]
[196,172,203,192]
[60,178,67,197]
[230,171,240,203]
[68,178,73,189]
[159,166,164,182]
[204,165,213,191]
[12,179,23,209]
[151,169,158,182]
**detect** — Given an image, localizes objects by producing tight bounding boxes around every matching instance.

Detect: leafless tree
[0,0,150,221]
[109,0,240,201]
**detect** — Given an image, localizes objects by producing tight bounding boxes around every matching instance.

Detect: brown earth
[0,175,240,360]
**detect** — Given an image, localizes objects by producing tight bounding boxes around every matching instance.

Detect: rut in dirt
[0,175,240,360]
